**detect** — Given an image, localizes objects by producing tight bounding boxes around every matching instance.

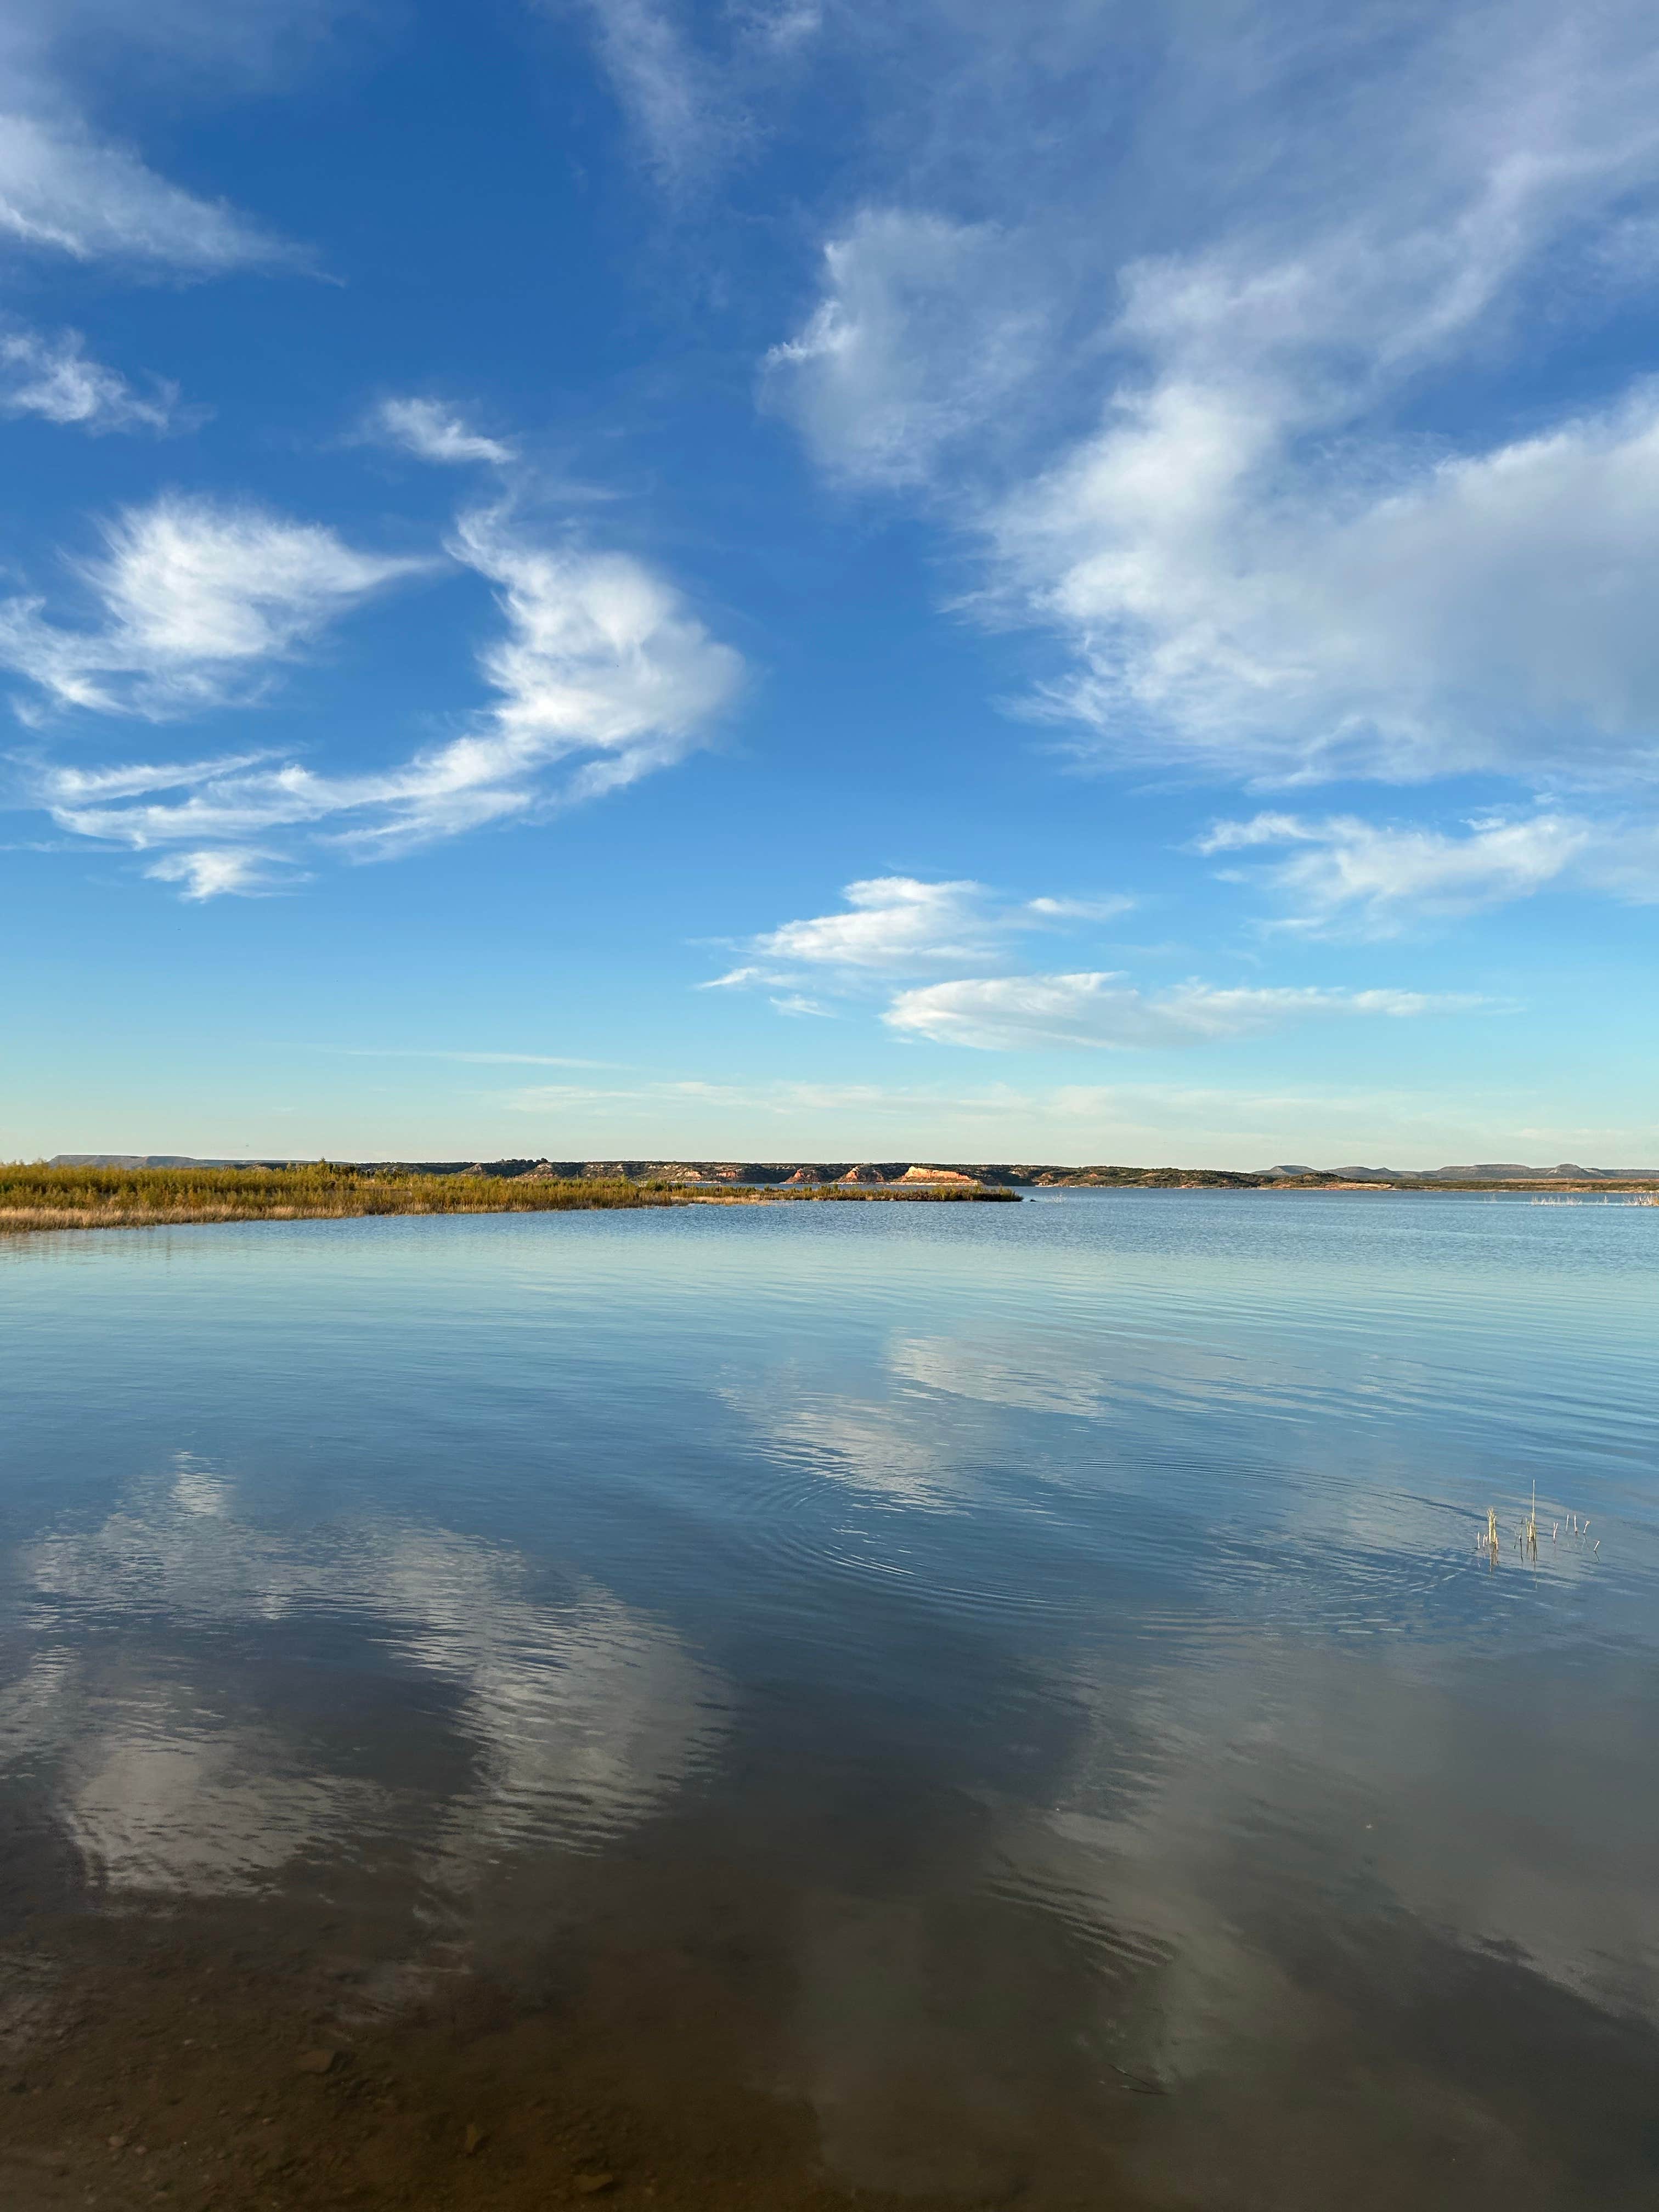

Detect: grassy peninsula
[0,1162,1018,1235]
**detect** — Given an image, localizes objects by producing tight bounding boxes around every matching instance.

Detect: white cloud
[768,2,1659,788]
[557,0,821,187]
[764,210,1049,487]
[700,881,1455,1056]
[698,962,769,990]
[562,0,720,184]
[0,323,179,432]
[454,506,741,785]
[884,972,1477,1052]
[372,397,515,468]
[1199,809,1659,932]
[0,111,295,271]
[1026,894,1135,922]
[0,0,319,281]
[36,749,274,802]
[144,848,296,901]
[733,875,997,972]
[704,874,1132,989]
[1002,384,1659,785]
[22,503,744,891]
[0,493,428,719]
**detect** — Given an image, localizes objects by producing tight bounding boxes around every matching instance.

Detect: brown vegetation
[0,1163,674,1234]
[0,1163,1017,1236]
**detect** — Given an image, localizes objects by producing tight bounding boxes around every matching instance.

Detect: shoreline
[7,1186,1656,1237]
[4,1163,1656,1238]
[0,1167,1020,1237]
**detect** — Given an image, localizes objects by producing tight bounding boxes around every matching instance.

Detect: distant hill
[1265,1161,1657,1182]
[47,1154,1659,1183]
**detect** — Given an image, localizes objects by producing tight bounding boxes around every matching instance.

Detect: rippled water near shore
[1,1194,1656,2210]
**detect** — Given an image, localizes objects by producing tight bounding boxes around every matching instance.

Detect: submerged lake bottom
[1,1195,1656,2211]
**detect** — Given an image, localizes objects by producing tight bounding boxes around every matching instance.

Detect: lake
[2,1193,1656,2211]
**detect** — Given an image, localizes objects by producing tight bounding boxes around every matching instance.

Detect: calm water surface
[2,1194,1657,2208]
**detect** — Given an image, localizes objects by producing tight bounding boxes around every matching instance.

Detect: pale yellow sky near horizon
[10,1084,1659,1173]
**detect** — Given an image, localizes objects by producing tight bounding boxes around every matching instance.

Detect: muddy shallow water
[2,1195,1656,2210]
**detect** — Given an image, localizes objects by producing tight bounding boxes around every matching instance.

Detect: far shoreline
[5,1158,1658,1238]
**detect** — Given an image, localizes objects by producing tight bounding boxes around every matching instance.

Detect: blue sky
[3,0,1659,1166]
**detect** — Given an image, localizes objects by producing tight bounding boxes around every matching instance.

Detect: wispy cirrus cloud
[1198,810,1659,934]
[14,496,744,893]
[0,493,429,719]
[883,973,1481,1053]
[0,0,318,277]
[370,397,515,468]
[0,110,298,273]
[0,323,183,433]
[554,0,725,185]
[551,0,822,188]
[763,1,1659,792]
[144,847,296,901]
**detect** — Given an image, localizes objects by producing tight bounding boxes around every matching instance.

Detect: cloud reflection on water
[717,1371,974,1509]
[3,1455,729,1895]
[706,1314,1659,2203]
[975,1630,1659,2209]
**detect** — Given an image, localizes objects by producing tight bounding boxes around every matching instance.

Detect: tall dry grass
[0,1163,672,1233]
[0,1162,1018,1234]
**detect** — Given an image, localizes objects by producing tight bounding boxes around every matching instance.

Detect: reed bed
[0,1164,674,1233]
[1478,1485,1602,1564]
[0,1163,1016,1234]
